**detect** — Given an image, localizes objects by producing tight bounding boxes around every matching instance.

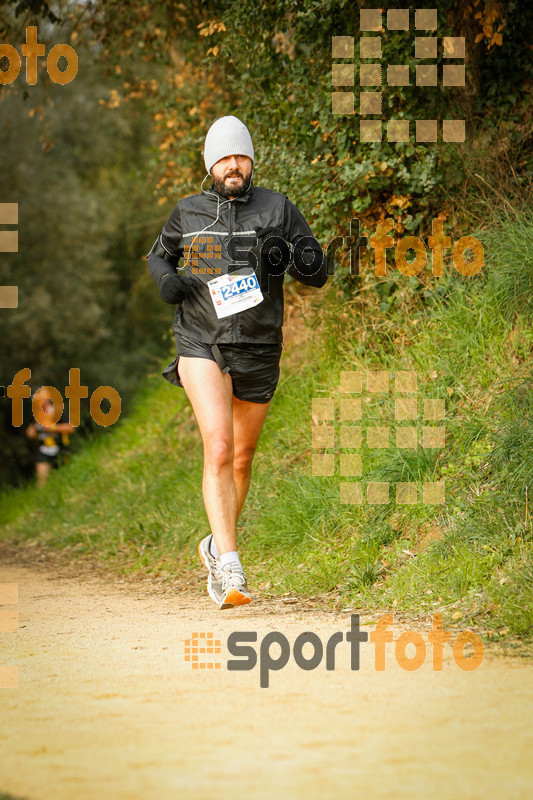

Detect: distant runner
[26,387,75,488]
[148,115,327,609]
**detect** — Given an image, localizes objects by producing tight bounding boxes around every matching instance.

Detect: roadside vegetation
[1,1,531,642]
[2,205,532,641]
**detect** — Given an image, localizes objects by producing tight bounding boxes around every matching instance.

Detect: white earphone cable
[183,173,233,269]
[183,167,253,270]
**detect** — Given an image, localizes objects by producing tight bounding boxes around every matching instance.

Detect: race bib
[208,270,264,319]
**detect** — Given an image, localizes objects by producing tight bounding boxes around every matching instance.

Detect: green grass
[1,209,532,641]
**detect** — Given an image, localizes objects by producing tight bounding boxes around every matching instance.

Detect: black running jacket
[147,182,327,344]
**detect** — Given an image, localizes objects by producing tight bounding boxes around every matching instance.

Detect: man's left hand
[247,227,293,275]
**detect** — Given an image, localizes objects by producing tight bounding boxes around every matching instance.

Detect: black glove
[291,236,326,280]
[247,227,293,276]
[159,273,195,304]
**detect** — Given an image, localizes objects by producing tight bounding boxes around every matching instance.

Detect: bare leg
[232,395,271,519]
[178,357,237,554]
[177,357,271,554]
[35,462,51,488]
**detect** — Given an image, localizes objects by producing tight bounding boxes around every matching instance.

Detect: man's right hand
[159,273,195,304]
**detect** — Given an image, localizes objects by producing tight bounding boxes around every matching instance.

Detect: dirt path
[1,561,532,800]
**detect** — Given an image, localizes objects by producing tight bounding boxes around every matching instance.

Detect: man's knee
[204,437,233,471]
[233,446,256,475]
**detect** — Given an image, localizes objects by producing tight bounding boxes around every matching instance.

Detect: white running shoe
[198,535,224,605]
[218,564,251,610]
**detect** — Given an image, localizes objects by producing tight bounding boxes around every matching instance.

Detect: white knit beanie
[203,115,254,173]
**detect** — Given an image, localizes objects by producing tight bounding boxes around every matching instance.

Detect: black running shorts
[34,449,59,466]
[162,334,283,404]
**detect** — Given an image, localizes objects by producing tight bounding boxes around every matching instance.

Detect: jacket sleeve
[282,198,328,288]
[147,204,184,287]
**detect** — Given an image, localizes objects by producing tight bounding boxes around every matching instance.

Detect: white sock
[209,535,220,558]
[219,551,243,573]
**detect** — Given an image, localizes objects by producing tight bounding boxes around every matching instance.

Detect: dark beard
[212,173,251,198]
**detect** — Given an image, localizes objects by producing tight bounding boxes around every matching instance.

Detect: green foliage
[487,372,533,496]
[483,210,533,317]
[1,0,60,29]
[138,0,532,254]
[1,1,532,643]
[0,29,170,485]
[2,203,533,639]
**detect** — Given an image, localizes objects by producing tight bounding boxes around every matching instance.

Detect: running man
[148,115,327,609]
[26,387,75,488]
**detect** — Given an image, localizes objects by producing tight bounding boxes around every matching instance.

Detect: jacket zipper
[228,199,234,239]
[229,201,237,340]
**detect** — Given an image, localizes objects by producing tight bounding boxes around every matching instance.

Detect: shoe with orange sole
[219,563,252,610]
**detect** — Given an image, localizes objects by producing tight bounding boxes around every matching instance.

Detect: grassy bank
[1,208,532,642]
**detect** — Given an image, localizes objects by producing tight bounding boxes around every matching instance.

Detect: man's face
[210,154,253,199]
